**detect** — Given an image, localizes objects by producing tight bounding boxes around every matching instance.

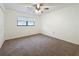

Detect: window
[27,21,35,26]
[17,16,35,26]
[17,20,26,26]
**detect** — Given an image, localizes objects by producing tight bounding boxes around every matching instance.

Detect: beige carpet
[0,34,79,56]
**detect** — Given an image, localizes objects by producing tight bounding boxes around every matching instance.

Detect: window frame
[26,21,35,26]
[17,16,35,26]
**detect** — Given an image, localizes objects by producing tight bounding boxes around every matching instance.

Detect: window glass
[17,16,35,26]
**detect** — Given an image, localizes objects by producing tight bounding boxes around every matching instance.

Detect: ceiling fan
[33,3,49,14]
[25,3,50,14]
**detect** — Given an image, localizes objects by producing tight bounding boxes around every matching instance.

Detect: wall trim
[6,33,41,40]
[41,32,79,45]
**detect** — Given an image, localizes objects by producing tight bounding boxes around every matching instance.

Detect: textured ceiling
[3,3,79,15]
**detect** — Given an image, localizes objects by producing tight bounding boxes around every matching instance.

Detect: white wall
[5,5,79,45]
[0,5,5,48]
[41,6,79,45]
[5,9,40,40]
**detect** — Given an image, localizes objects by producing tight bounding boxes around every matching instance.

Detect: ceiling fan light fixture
[33,3,49,14]
[35,9,41,14]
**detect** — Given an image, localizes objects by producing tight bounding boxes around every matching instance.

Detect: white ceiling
[3,3,79,15]
[4,3,36,14]
[3,3,53,15]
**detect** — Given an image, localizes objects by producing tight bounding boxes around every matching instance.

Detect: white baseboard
[0,39,5,48]
[41,32,79,45]
[5,33,41,40]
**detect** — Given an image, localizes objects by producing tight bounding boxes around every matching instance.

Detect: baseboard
[6,33,41,41]
[41,32,79,45]
[0,40,5,48]
[5,32,79,46]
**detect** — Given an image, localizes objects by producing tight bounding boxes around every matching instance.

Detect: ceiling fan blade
[40,3,44,6]
[44,8,49,10]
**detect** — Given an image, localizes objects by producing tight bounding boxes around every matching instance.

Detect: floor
[0,34,79,56]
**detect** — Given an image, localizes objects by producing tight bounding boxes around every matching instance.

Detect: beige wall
[41,6,79,45]
[0,6,5,48]
[5,9,40,40]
